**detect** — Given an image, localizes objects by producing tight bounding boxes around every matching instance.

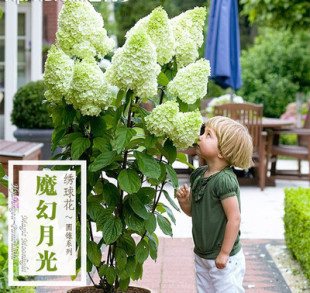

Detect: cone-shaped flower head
[106,27,160,99]
[145,100,179,137]
[170,7,206,68]
[43,45,74,104]
[167,59,211,104]
[67,57,111,116]
[126,7,175,65]
[56,0,114,59]
[170,110,203,149]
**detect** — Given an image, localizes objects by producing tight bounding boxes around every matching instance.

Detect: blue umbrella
[205,0,242,90]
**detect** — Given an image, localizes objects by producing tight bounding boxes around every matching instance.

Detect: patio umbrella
[205,0,242,91]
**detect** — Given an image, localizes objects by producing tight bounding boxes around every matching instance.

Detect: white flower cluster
[66,57,112,117]
[126,7,175,66]
[43,45,74,104]
[170,7,206,68]
[167,59,211,104]
[145,100,179,137]
[56,1,114,59]
[171,110,203,149]
[105,27,161,99]
[145,100,203,149]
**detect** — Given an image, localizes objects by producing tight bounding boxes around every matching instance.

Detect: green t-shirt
[190,165,242,260]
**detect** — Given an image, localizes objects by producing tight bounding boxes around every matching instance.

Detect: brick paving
[36,238,291,293]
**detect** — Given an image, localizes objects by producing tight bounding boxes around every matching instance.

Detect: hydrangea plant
[44,2,209,292]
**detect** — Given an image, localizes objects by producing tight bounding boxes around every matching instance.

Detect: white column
[31,0,42,81]
[4,1,18,141]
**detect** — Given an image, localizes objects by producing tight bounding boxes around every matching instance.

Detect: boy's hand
[176,184,190,204]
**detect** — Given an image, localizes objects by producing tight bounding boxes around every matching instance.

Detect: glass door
[0,3,30,138]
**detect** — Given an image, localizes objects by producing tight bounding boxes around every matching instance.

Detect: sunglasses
[200,123,205,136]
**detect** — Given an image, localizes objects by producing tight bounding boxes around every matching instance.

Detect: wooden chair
[214,103,267,190]
[267,106,310,182]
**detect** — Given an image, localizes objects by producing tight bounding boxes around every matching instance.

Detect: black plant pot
[13,128,61,160]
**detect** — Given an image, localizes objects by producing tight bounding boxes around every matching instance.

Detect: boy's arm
[215,196,241,269]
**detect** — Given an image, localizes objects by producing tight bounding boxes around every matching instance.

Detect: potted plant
[44,1,209,292]
[11,80,58,159]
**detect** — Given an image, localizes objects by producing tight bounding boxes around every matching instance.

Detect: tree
[241,0,310,31]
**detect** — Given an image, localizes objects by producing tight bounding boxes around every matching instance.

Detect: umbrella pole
[229,87,234,102]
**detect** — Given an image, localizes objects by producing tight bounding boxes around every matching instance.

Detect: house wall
[43,0,63,44]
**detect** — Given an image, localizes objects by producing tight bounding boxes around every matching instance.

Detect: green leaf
[128,195,148,220]
[93,136,112,153]
[163,190,180,212]
[158,72,170,86]
[87,257,93,272]
[115,248,127,271]
[132,262,143,281]
[87,202,105,221]
[87,241,101,267]
[145,213,156,234]
[119,277,130,291]
[114,126,137,154]
[117,233,136,256]
[137,187,156,204]
[145,135,157,149]
[98,264,108,277]
[119,256,136,279]
[103,216,122,244]
[0,163,5,177]
[88,151,117,172]
[0,193,6,206]
[118,169,141,194]
[148,236,158,260]
[125,138,146,151]
[58,132,82,147]
[148,162,167,186]
[0,8,3,19]
[157,214,173,237]
[164,139,177,164]
[71,137,91,160]
[64,105,76,126]
[0,177,8,188]
[162,204,176,225]
[176,152,195,169]
[113,88,126,107]
[135,240,149,264]
[134,151,161,180]
[90,116,107,137]
[96,207,114,231]
[106,266,116,285]
[166,164,179,188]
[51,125,66,152]
[102,183,120,206]
[123,204,145,233]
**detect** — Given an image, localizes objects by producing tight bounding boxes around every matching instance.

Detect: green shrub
[238,28,310,118]
[11,80,53,129]
[284,187,310,280]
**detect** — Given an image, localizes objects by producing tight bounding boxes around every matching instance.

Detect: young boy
[176,116,253,293]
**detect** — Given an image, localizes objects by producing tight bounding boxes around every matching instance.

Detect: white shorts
[195,249,246,293]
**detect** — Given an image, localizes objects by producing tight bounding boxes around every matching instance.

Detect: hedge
[284,187,310,280]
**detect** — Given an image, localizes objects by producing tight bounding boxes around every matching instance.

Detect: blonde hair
[205,116,253,169]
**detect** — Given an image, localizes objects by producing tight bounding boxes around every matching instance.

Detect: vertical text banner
[19,171,76,275]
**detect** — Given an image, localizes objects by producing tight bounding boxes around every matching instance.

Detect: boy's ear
[217,152,224,159]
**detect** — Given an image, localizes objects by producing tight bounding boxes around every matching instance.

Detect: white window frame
[0,2,31,139]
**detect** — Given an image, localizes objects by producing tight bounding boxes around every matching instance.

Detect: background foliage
[11,80,53,129]
[284,187,310,281]
[237,28,310,117]
[241,0,310,31]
